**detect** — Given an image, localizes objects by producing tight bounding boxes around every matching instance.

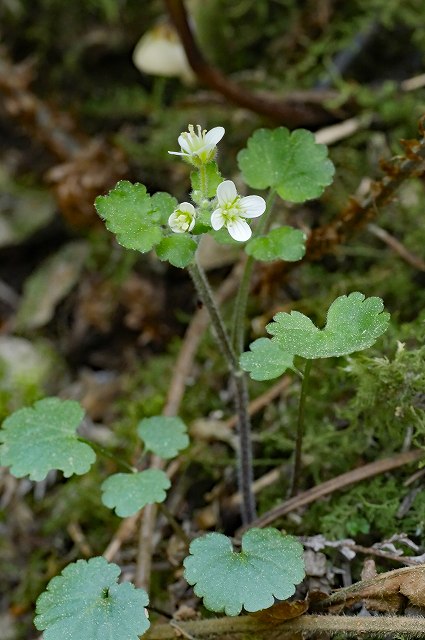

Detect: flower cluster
[168,126,266,242]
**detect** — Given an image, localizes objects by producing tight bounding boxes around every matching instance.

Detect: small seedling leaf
[183,528,305,616]
[267,292,390,359]
[245,227,306,262]
[137,416,189,459]
[0,398,95,481]
[95,180,165,252]
[34,556,150,640]
[155,235,197,268]
[237,128,335,202]
[240,338,295,381]
[101,470,171,517]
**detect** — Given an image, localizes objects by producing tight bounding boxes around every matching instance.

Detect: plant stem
[289,359,312,497]
[188,258,256,524]
[198,163,208,197]
[78,437,136,473]
[231,189,276,354]
[144,613,425,639]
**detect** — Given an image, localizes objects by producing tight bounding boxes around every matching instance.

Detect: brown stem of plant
[144,612,425,639]
[133,260,244,589]
[163,0,336,127]
[189,259,256,525]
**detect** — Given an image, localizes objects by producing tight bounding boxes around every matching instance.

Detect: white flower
[211,180,266,242]
[169,125,225,165]
[168,202,196,233]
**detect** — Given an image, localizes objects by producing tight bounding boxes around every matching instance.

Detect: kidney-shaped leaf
[95,181,176,252]
[183,528,305,616]
[0,398,95,481]
[240,338,295,381]
[101,469,171,517]
[137,416,189,459]
[237,128,335,202]
[267,292,390,359]
[245,227,306,262]
[34,556,150,640]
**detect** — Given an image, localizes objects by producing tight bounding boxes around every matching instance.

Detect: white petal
[227,218,252,242]
[211,209,225,230]
[168,151,187,156]
[217,180,237,205]
[178,134,192,153]
[188,217,196,232]
[239,195,266,218]
[179,202,196,215]
[204,126,225,147]
[168,213,184,233]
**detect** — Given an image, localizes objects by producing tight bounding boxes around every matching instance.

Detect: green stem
[231,189,276,354]
[158,503,191,547]
[198,164,208,199]
[188,258,256,524]
[289,359,313,497]
[78,437,136,473]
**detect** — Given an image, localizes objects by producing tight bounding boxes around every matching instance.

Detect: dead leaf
[251,600,308,622]
[315,564,425,613]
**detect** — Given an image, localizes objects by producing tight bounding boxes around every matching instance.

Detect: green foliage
[101,470,171,517]
[95,181,176,252]
[245,227,306,262]
[0,398,95,481]
[237,128,335,202]
[155,235,197,268]
[267,292,390,359]
[341,341,425,450]
[240,338,295,381]
[137,416,189,458]
[183,528,305,616]
[34,556,150,640]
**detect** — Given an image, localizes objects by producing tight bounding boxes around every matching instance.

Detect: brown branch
[306,131,425,261]
[237,449,423,534]
[163,0,337,127]
[144,613,425,639]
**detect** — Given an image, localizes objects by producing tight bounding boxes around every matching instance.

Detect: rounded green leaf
[183,528,305,616]
[34,556,150,640]
[240,338,295,381]
[155,234,197,268]
[95,180,169,252]
[245,227,306,262]
[0,398,95,481]
[237,128,335,202]
[151,191,179,225]
[101,469,171,517]
[137,416,189,459]
[267,292,390,359]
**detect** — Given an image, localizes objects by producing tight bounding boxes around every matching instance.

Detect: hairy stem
[144,613,425,639]
[188,259,256,524]
[231,190,276,354]
[289,359,312,497]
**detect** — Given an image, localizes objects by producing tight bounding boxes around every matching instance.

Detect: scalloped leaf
[95,181,173,252]
[267,292,390,359]
[240,338,295,381]
[101,469,171,517]
[0,398,95,481]
[137,416,189,459]
[237,128,335,202]
[155,234,197,268]
[34,556,150,640]
[183,528,305,616]
[245,227,306,262]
